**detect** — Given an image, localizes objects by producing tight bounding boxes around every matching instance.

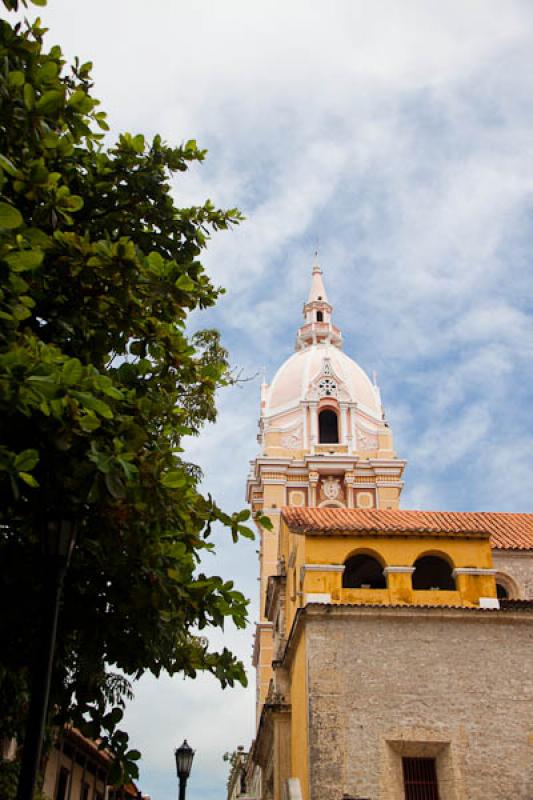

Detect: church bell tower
[247,261,407,716]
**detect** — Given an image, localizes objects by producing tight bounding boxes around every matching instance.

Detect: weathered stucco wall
[305,607,533,800]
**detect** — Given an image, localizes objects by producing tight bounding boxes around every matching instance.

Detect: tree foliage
[0,0,265,784]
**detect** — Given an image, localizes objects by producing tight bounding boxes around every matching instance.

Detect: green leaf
[256,514,274,531]
[37,62,59,83]
[23,83,35,110]
[7,71,25,88]
[72,392,113,419]
[30,0,48,6]
[19,472,39,488]
[5,249,44,272]
[132,134,145,153]
[0,203,23,229]
[175,275,195,292]
[160,471,186,488]
[14,449,39,472]
[62,358,83,385]
[79,413,101,432]
[36,89,64,113]
[0,155,19,176]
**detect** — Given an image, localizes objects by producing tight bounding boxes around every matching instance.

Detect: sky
[11,1,533,798]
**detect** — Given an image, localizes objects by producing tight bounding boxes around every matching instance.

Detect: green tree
[0,0,263,785]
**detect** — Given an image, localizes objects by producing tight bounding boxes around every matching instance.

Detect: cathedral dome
[265,343,382,419]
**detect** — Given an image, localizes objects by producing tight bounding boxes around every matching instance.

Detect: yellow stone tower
[237,261,533,800]
[247,261,407,717]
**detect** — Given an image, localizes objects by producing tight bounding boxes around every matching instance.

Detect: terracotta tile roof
[305,601,533,612]
[281,507,533,550]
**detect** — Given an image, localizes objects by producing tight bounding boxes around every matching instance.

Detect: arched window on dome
[412,556,455,591]
[319,409,339,443]
[316,311,323,322]
[343,554,386,589]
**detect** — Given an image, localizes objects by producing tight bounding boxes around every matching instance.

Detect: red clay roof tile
[281,507,533,550]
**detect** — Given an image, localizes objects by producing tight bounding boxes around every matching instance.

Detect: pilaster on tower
[247,260,407,722]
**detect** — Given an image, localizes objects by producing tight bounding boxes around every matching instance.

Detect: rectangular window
[402,757,440,800]
[80,782,90,800]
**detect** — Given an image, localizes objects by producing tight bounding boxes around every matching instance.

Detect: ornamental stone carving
[357,426,379,451]
[321,476,341,500]
[281,424,303,450]
[318,377,338,398]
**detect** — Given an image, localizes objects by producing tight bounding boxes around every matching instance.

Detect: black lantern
[175,740,195,800]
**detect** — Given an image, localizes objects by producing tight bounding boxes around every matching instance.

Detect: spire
[307,254,329,304]
[295,259,342,351]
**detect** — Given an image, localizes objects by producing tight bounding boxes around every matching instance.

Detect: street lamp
[16,516,77,800]
[175,739,195,800]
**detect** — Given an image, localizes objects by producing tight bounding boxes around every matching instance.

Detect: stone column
[309,401,318,453]
[340,402,348,445]
[308,471,319,506]
[350,403,358,453]
[302,403,308,451]
[344,472,355,508]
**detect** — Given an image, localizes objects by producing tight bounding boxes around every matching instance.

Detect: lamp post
[175,739,195,800]
[16,517,77,800]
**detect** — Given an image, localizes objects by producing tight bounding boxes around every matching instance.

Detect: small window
[343,554,386,589]
[56,768,70,800]
[412,556,454,591]
[316,311,323,322]
[402,757,440,799]
[318,409,339,443]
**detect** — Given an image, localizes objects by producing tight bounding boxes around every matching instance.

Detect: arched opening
[343,554,386,589]
[316,310,323,322]
[496,583,509,600]
[412,556,455,591]
[493,571,521,600]
[318,409,339,443]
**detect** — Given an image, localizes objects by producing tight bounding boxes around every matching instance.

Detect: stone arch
[318,499,345,508]
[412,553,455,591]
[342,550,386,589]
[494,571,522,600]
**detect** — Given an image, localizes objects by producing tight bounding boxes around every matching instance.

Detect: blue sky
[14,1,533,797]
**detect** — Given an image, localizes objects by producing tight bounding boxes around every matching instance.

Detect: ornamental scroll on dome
[281,424,303,450]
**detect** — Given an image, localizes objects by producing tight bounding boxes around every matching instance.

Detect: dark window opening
[316,311,323,322]
[80,783,90,800]
[56,768,70,800]
[343,554,386,589]
[402,757,440,800]
[318,409,339,443]
[412,556,454,591]
[496,583,508,599]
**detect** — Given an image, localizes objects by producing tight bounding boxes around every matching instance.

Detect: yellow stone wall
[279,521,497,637]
